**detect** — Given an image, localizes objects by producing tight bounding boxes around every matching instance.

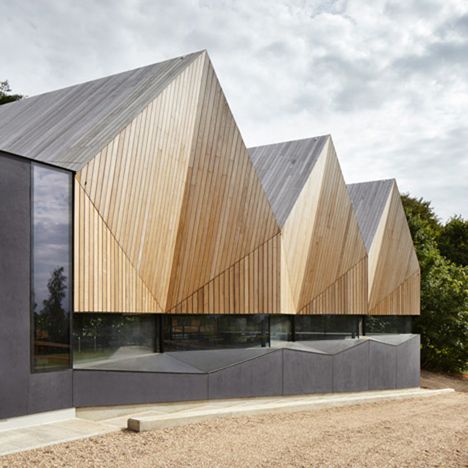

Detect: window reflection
[32,164,72,370]
[294,315,360,340]
[270,316,293,344]
[364,316,412,334]
[163,315,269,351]
[73,314,158,365]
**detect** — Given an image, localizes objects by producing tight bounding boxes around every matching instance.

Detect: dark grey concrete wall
[73,371,208,407]
[208,350,283,399]
[0,153,73,419]
[333,341,369,392]
[0,154,31,419]
[72,337,420,407]
[368,340,397,390]
[283,350,333,395]
[396,335,420,389]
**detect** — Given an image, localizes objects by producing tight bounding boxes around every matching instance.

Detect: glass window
[163,315,269,352]
[32,164,72,371]
[270,315,293,344]
[294,315,360,340]
[364,316,412,334]
[73,314,158,365]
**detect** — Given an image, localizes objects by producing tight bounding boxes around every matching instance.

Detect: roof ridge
[248,134,329,151]
[1,50,205,107]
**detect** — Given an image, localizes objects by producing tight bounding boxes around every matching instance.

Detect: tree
[439,215,468,267]
[38,266,69,343]
[0,80,23,105]
[401,194,468,374]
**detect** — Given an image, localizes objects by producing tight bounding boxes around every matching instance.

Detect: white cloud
[1,0,467,221]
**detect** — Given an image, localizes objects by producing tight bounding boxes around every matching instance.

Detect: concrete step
[127,388,454,432]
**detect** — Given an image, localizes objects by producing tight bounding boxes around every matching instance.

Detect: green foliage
[439,215,468,267]
[401,194,468,373]
[0,80,23,105]
[37,266,68,343]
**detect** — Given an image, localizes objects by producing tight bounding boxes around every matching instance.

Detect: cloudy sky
[2,0,467,220]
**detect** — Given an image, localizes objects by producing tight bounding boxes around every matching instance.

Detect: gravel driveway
[2,374,467,467]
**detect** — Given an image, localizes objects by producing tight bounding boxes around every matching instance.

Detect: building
[0,51,420,420]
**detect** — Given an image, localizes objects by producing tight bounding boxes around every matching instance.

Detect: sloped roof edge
[248,135,329,227]
[0,50,205,171]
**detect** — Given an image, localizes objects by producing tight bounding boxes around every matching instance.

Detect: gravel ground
[2,390,467,468]
[421,370,468,392]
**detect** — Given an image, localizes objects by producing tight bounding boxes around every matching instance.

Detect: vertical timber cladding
[369,182,420,315]
[75,51,280,313]
[75,53,206,312]
[282,138,368,314]
[165,54,280,312]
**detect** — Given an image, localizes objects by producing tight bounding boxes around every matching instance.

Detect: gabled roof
[347,179,394,250]
[0,51,204,171]
[248,136,328,226]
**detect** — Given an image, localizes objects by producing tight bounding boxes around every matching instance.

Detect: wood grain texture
[298,257,368,315]
[370,271,420,315]
[0,52,203,170]
[298,140,367,310]
[168,234,280,314]
[74,183,161,312]
[280,137,368,313]
[165,54,279,308]
[280,139,327,312]
[75,52,279,313]
[76,53,206,311]
[369,181,420,314]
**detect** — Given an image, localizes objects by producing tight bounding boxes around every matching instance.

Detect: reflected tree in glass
[32,164,72,370]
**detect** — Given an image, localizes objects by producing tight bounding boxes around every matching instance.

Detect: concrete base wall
[0,153,73,420]
[73,336,420,407]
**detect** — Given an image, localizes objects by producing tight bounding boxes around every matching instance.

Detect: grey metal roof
[248,136,329,227]
[347,179,394,250]
[0,51,204,171]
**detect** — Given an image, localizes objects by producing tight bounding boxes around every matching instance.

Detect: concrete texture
[396,335,420,389]
[0,153,73,419]
[127,388,455,433]
[283,349,333,395]
[208,350,283,399]
[77,353,203,373]
[73,370,209,407]
[368,340,397,390]
[168,348,275,373]
[28,371,73,414]
[0,153,31,419]
[0,388,454,457]
[333,341,370,392]
[0,417,116,457]
[72,336,421,407]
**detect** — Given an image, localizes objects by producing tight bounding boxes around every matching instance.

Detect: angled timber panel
[370,271,420,315]
[280,140,328,313]
[165,54,279,308]
[298,139,367,310]
[74,183,161,312]
[77,53,206,311]
[369,182,420,314]
[168,234,281,314]
[299,257,367,315]
[280,137,367,313]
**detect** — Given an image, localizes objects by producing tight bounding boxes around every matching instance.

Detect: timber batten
[0,50,420,316]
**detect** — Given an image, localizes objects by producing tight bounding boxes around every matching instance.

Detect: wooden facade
[250,137,368,315]
[348,180,420,315]
[0,50,419,316]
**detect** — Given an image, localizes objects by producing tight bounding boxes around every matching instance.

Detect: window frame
[30,161,74,373]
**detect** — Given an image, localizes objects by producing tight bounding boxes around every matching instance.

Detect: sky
[2,0,467,221]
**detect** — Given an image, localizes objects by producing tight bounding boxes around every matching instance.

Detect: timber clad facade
[0,51,420,419]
